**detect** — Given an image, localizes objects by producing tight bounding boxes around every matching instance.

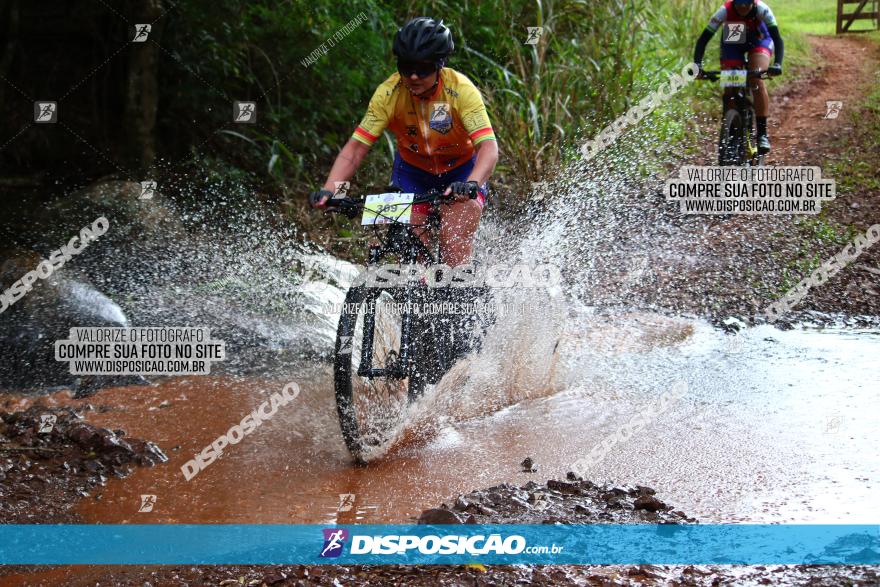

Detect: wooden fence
[837,0,879,33]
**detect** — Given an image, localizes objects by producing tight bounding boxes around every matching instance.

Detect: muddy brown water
[4,312,878,527]
[2,312,879,586]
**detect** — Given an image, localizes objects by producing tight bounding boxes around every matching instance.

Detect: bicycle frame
[725,80,758,160]
[325,189,452,382]
[700,64,770,166]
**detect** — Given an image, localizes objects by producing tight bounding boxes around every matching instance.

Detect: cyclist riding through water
[693,0,784,154]
[309,17,499,270]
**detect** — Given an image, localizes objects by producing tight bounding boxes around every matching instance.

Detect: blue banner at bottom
[1,524,878,565]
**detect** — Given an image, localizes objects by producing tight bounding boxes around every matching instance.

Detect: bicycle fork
[355,244,419,381]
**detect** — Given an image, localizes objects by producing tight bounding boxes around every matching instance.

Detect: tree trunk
[122,0,162,173]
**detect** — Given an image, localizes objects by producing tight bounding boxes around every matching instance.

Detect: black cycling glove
[308,189,333,208]
[768,63,783,77]
[448,181,479,199]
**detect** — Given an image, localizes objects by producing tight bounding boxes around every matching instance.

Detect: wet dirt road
[7,312,877,528]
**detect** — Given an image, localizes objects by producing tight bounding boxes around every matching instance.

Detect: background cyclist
[693,0,784,154]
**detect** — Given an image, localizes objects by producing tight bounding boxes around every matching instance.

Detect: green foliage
[771,0,837,35]
[799,215,854,248]
[826,66,880,193]
[159,0,395,193]
[433,0,715,197]
[156,0,745,209]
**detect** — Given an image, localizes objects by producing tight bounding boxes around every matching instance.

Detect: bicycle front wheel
[718,108,744,166]
[333,285,423,462]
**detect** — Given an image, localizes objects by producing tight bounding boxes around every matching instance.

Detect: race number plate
[720,69,748,88]
[362,192,414,225]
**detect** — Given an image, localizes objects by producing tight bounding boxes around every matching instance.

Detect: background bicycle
[699,65,776,167]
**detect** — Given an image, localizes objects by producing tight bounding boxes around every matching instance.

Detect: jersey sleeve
[457,82,496,145]
[756,2,778,27]
[707,5,728,32]
[352,79,395,146]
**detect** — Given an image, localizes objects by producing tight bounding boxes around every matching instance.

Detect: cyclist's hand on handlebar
[768,63,782,77]
[694,62,705,79]
[445,180,479,202]
[308,189,333,209]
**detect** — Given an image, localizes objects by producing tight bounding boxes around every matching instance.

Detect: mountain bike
[699,66,773,167]
[311,188,490,463]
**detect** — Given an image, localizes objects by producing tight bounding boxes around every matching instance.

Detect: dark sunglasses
[397,61,437,78]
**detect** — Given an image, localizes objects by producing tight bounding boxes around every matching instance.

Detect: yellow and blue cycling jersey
[351,68,496,175]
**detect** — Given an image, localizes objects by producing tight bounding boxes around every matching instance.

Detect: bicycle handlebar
[698,69,773,81]
[318,188,456,218]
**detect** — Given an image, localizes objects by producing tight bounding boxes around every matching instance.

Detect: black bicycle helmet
[392,17,454,64]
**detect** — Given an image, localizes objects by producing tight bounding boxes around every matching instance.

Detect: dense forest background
[0,0,714,233]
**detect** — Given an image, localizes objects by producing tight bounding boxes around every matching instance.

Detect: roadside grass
[772,0,837,35]
[826,60,880,193]
[768,215,859,294]
[758,0,879,240]
[783,37,879,297]
[781,62,880,296]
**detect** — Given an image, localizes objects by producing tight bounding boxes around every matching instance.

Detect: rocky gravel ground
[0,404,167,523]
[416,474,693,526]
